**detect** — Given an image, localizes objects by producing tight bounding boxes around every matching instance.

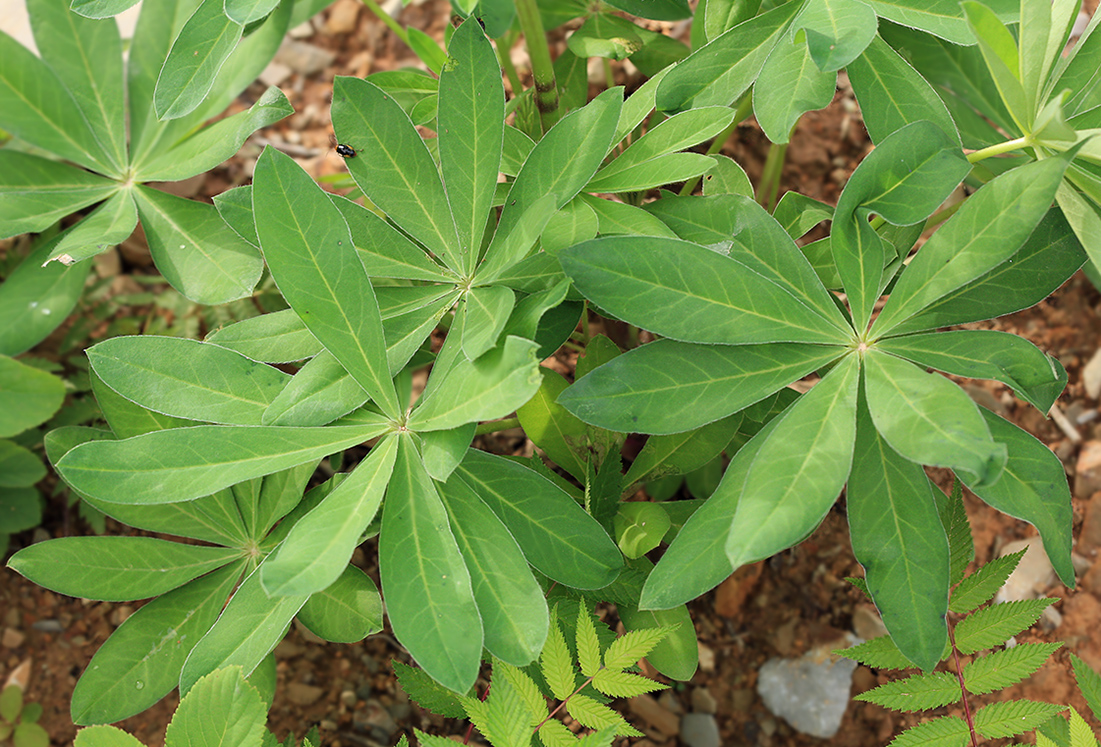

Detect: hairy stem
[474,417,521,435]
[514,0,560,133]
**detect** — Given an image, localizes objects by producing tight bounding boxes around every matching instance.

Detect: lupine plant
[4,0,1100,743]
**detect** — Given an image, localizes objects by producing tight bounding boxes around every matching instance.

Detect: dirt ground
[4,2,1101,746]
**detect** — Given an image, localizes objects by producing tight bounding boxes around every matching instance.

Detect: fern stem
[946,622,979,747]
[535,673,599,732]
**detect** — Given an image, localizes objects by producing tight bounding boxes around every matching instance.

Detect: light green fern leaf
[847,577,871,597]
[949,550,1027,615]
[542,619,577,701]
[937,479,974,588]
[837,636,921,670]
[535,717,577,747]
[565,694,642,737]
[394,661,468,718]
[576,725,618,747]
[963,642,1063,695]
[1036,731,1059,747]
[415,728,459,747]
[483,675,534,747]
[602,626,675,671]
[495,661,548,726]
[395,736,410,747]
[854,672,962,711]
[954,599,1055,655]
[974,700,1066,739]
[575,603,602,678]
[1069,707,1101,747]
[886,715,969,747]
[591,668,667,698]
[463,695,494,744]
[1071,653,1101,724]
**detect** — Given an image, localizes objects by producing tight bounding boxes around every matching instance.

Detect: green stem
[756,140,788,211]
[922,196,965,232]
[514,0,559,133]
[580,300,591,344]
[474,417,521,436]
[359,0,409,46]
[602,57,614,90]
[497,30,524,96]
[966,135,1031,163]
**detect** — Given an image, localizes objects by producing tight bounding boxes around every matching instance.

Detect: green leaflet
[559,339,844,435]
[863,349,1006,488]
[297,565,384,643]
[438,473,549,667]
[380,434,482,693]
[454,450,623,590]
[848,397,949,672]
[724,353,859,567]
[261,436,398,597]
[252,146,399,417]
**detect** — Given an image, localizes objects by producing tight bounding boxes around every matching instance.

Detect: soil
[4,2,1101,746]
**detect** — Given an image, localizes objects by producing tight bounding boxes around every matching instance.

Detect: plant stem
[496,30,524,97]
[535,674,599,732]
[946,622,979,747]
[359,0,409,46]
[513,0,560,133]
[922,197,965,232]
[602,57,614,90]
[474,417,521,435]
[756,140,788,211]
[966,135,1031,163]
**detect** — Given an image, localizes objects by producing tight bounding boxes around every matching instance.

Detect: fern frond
[937,479,974,588]
[847,577,871,597]
[837,635,919,671]
[535,717,577,747]
[575,725,618,747]
[854,672,961,711]
[963,642,1062,695]
[1071,653,1101,724]
[462,695,493,744]
[886,715,969,747]
[542,620,577,701]
[949,549,1026,615]
[1069,707,1101,747]
[414,728,459,747]
[495,661,548,726]
[602,626,675,671]
[954,599,1054,654]
[565,694,642,737]
[483,676,535,747]
[575,603,601,679]
[393,661,467,718]
[973,700,1066,739]
[591,669,667,698]
[1036,729,1059,747]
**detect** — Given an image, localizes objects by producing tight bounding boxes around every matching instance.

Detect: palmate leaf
[949,549,1025,615]
[854,671,961,711]
[974,700,1066,739]
[953,599,1055,655]
[962,642,1063,695]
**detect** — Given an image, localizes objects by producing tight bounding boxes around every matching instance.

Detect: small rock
[628,693,680,737]
[757,649,859,738]
[355,699,398,741]
[320,720,338,731]
[996,537,1057,602]
[1084,349,1101,400]
[275,640,305,659]
[1,628,25,649]
[340,689,358,708]
[1078,492,1101,557]
[1039,605,1063,632]
[770,618,798,656]
[690,686,717,715]
[658,689,683,715]
[325,0,360,34]
[286,682,324,707]
[851,604,888,641]
[1075,442,1101,499]
[697,642,715,673]
[714,562,763,617]
[110,605,133,627]
[31,619,63,633]
[275,39,336,77]
[4,659,31,690]
[259,61,292,88]
[288,20,314,38]
[680,713,720,747]
[731,688,754,713]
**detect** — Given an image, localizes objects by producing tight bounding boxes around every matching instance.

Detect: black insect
[335,142,356,158]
